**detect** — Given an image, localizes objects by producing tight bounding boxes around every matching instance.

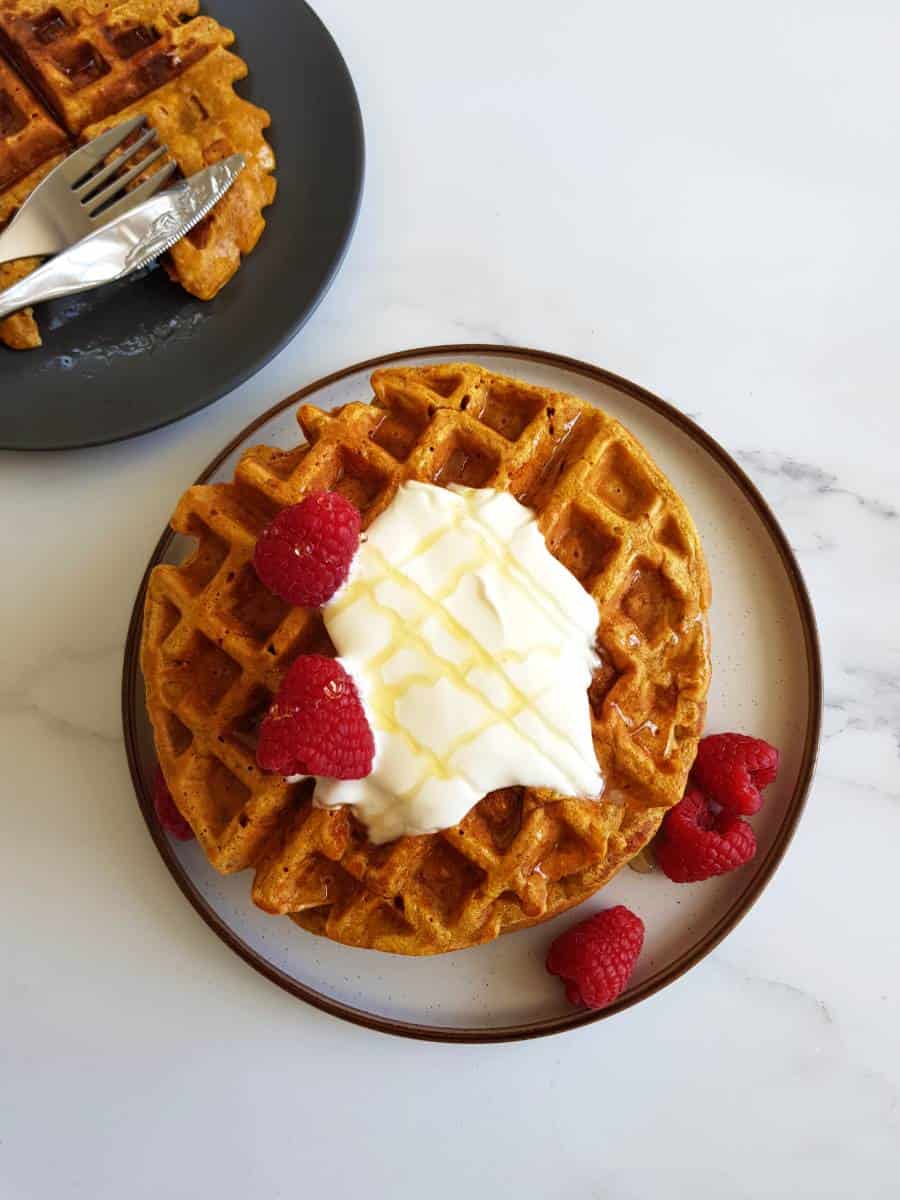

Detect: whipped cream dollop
[312,481,604,843]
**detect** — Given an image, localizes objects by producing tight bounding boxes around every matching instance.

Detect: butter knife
[0,153,244,323]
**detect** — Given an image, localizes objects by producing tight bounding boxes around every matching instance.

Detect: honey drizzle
[393,488,588,643]
[340,565,581,795]
[328,488,599,800]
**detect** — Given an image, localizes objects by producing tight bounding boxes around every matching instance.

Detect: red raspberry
[153,766,194,841]
[655,787,756,882]
[253,491,361,608]
[546,906,645,1009]
[257,655,375,779]
[691,732,779,816]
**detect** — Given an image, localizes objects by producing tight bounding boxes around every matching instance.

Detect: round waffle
[141,364,712,954]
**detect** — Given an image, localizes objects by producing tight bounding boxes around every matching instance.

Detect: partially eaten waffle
[0,0,275,348]
[141,364,712,955]
[0,55,65,347]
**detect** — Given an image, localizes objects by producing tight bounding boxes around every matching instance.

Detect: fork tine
[94,160,178,224]
[85,144,168,216]
[75,127,158,200]
[60,114,149,186]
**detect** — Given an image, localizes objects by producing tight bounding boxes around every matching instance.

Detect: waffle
[0,50,66,184]
[82,45,276,300]
[141,364,712,955]
[0,55,67,347]
[0,1,232,134]
[0,1,274,336]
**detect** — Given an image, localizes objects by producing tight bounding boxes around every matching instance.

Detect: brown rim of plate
[121,344,823,1044]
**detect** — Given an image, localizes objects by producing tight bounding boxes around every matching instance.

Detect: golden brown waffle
[0,51,67,186]
[0,55,67,348]
[141,364,712,955]
[0,2,273,329]
[0,1,232,134]
[82,45,275,300]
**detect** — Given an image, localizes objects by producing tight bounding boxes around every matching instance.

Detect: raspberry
[153,766,194,841]
[253,491,361,608]
[691,732,779,816]
[257,655,375,779]
[655,787,756,882]
[546,906,645,1009]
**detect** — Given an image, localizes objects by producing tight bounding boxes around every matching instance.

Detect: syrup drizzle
[327,487,602,804]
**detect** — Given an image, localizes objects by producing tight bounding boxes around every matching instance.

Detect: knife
[0,153,244,323]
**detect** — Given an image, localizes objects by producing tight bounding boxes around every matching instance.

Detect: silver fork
[0,114,176,266]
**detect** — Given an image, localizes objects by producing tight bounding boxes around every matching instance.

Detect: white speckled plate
[122,345,821,1042]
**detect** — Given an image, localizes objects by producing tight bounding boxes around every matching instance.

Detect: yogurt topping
[310,481,604,843]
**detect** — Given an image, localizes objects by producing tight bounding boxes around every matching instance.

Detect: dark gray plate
[0,0,364,450]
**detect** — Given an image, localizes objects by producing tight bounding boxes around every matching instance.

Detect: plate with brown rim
[122,344,821,1043]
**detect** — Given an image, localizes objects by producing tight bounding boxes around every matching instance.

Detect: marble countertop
[2,2,898,1196]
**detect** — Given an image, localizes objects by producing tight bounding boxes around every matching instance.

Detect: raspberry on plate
[691,732,779,816]
[253,491,361,608]
[546,906,645,1009]
[153,766,194,841]
[655,786,756,882]
[257,655,375,779]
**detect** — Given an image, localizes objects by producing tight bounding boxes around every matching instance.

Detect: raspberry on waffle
[141,364,712,954]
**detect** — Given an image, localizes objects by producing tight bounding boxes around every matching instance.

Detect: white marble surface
[1,2,898,1196]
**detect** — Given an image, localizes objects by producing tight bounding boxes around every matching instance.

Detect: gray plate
[0,0,364,451]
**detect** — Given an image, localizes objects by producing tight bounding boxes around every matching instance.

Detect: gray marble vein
[736,449,899,521]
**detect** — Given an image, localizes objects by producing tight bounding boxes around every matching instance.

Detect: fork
[0,114,176,266]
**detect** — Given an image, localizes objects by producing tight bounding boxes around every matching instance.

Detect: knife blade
[0,153,244,323]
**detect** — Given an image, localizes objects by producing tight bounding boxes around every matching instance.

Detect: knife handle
[0,243,127,322]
